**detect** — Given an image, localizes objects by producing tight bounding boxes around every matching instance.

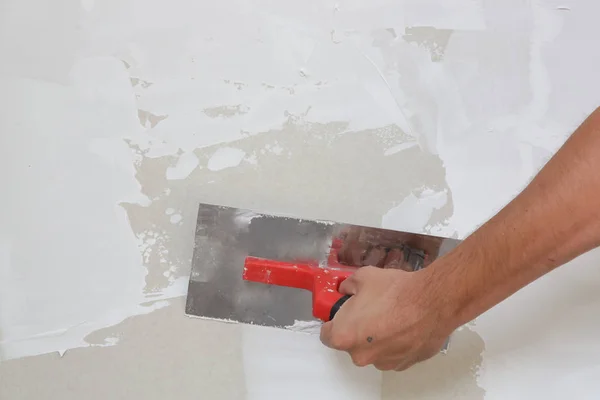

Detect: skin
[320,106,600,371]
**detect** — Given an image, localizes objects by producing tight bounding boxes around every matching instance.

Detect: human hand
[319,265,455,371]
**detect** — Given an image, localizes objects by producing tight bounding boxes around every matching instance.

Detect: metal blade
[185,203,460,330]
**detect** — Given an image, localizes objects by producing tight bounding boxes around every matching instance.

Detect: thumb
[339,265,376,295]
[339,274,359,295]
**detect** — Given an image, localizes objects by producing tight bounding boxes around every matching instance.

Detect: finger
[319,321,335,349]
[338,265,377,295]
[320,321,353,351]
[374,361,400,371]
[350,350,376,367]
[338,274,360,295]
[394,357,419,372]
[393,347,439,372]
[417,345,443,363]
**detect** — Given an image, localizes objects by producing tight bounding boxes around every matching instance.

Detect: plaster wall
[1,0,600,399]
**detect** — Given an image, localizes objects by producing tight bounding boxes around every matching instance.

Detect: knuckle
[342,274,358,287]
[395,363,410,372]
[319,323,333,346]
[328,331,353,350]
[355,265,378,277]
[351,352,374,367]
[394,357,420,371]
[421,345,442,362]
[394,358,416,371]
[374,362,398,371]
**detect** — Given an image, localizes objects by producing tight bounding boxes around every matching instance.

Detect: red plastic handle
[242,256,356,322]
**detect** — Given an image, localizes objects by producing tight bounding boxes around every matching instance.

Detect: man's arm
[320,107,600,371]
[438,106,600,330]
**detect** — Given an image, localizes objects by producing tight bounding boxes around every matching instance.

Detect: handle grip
[242,256,356,322]
[328,294,352,320]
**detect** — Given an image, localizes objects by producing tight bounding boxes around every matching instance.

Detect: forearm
[433,107,600,328]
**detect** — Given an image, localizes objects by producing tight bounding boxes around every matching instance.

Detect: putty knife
[185,202,460,332]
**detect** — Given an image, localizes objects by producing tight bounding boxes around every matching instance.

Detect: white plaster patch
[101,336,120,346]
[166,151,200,180]
[169,214,182,224]
[136,230,172,266]
[383,141,418,156]
[382,189,448,233]
[245,153,258,165]
[285,320,322,335]
[88,138,151,206]
[266,143,284,155]
[162,266,179,283]
[207,147,246,171]
[0,63,185,359]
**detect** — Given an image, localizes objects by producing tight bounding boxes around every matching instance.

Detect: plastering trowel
[185,203,460,335]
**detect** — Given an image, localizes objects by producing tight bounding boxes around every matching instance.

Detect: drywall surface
[1,0,600,399]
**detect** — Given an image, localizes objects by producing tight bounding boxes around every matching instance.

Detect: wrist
[420,246,487,331]
[414,258,469,335]
[422,230,539,330]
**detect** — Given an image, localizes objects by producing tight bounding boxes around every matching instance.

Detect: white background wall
[1,0,600,399]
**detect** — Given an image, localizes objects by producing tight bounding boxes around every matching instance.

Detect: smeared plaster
[3,0,600,398]
[119,117,449,302]
[203,104,249,118]
[169,213,183,224]
[383,141,418,156]
[207,147,246,171]
[285,320,322,335]
[166,151,200,180]
[0,54,181,360]
[382,188,452,235]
